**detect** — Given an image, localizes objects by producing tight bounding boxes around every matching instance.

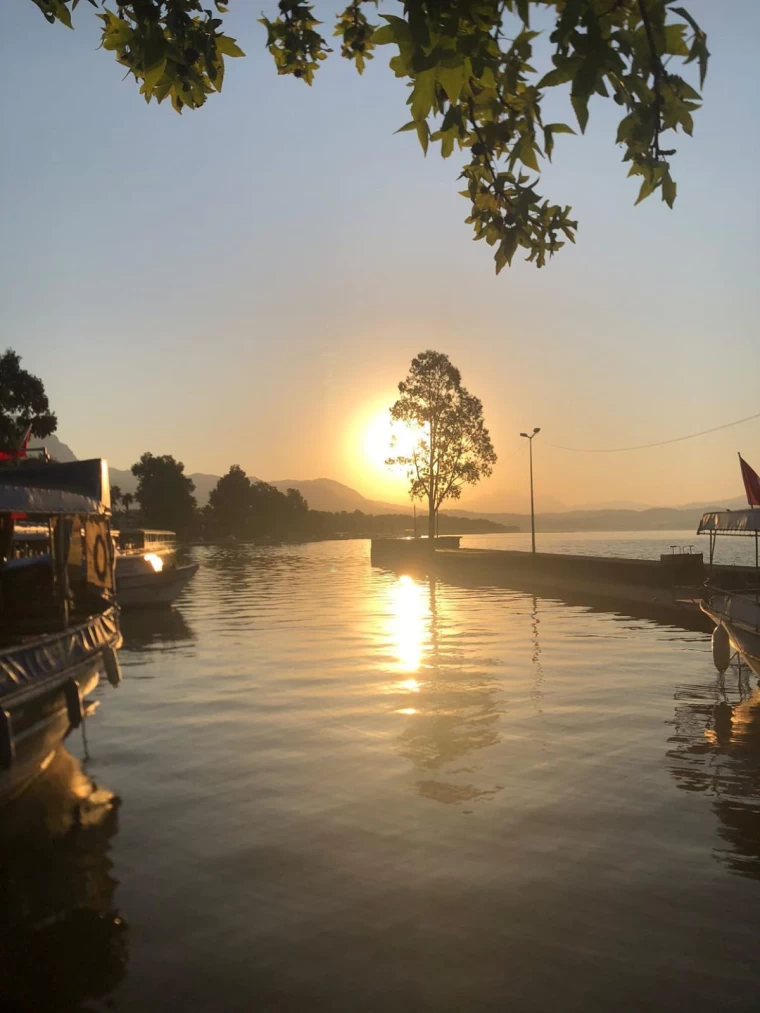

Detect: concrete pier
[369,539,731,630]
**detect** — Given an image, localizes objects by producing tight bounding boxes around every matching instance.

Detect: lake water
[2,536,760,1011]
[460,528,759,567]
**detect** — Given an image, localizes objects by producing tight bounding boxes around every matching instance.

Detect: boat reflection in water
[386,574,505,805]
[118,606,195,657]
[669,666,760,880]
[0,747,127,1010]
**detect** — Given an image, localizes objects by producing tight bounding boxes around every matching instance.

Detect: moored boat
[0,459,122,802]
[697,509,760,677]
[115,528,198,608]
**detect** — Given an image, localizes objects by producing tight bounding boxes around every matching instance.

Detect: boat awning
[0,485,103,517]
[0,459,110,511]
[697,510,760,535]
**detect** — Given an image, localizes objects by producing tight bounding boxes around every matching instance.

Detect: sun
[363,411,425,475]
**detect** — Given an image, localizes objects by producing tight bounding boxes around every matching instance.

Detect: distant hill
[442,502,742,533]
[44,435,748,528]
[30,433,77,463]
[104,467,221,504]
[270,478,403,514]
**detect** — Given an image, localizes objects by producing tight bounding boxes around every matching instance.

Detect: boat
[0,459,122,802]
[115,528,199,608]
[697,509,760,677]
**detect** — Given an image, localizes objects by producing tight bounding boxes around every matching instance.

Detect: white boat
[697,509,760,677]
[0,459,122,802]
[115,529,198,609]
[701,591,760,678]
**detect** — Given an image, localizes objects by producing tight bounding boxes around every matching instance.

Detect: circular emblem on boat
[93,531,109,583]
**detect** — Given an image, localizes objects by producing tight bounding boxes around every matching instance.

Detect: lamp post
[520,428,541,553]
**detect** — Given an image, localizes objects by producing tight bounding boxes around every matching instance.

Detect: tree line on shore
[112,454,511,542]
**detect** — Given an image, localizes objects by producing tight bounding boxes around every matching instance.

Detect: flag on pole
[739,453,760,507]
[0,425,32,462]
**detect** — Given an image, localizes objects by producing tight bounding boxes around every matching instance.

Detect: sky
[1,1,758,512]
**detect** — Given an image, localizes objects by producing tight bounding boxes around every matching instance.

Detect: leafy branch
[31,0,709,271]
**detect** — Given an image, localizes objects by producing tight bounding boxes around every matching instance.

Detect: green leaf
[662,175,676,208]
[517,137,540,172]
[516,0,530,25]
[662,24,689,57]
[371,25,394,45]
[416,120,430,155]
[142,57,166,93]
[571,93,589,133]
[379,14,412,44]
[672,7,703,37]
[437,64,465,104]
[543,126,554,162]
[673,6,710,86]
[635,175,657,205]
[616,111,637,145]
[216,35,245,58]
[537,58,581,89]
[410,68,436,121]
[56,3,73,29]
[546,123,576,136]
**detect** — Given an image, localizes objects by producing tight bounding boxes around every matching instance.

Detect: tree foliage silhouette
[32,0,708,271]
[131,453,197,534]
[387,350,496,540]
[0,349,57,453]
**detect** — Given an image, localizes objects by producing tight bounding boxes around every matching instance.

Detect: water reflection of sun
[390,575,428,674]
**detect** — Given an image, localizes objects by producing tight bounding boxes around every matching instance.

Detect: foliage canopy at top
[0,348,57,452]
[35,0,709,272]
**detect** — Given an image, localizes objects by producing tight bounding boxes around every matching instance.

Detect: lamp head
[533,427,541,434]
[520,432,528,438]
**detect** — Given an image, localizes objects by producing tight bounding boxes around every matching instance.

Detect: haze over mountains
[40,435,746,532]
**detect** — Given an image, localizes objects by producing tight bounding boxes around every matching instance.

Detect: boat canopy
[697,510,760,536]
[0,485,102,517]
[0,459,111,513]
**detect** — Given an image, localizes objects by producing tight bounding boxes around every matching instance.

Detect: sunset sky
[1,1,757,512]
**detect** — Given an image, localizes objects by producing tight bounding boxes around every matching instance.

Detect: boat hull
[701,595,760,678]
[117,562,199,609]
[0,608,122,803]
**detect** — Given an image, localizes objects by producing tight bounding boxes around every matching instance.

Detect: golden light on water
[390,574,427,674]
[144,552,164,573]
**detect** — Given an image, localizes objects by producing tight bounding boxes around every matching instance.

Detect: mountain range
[36,434,746,532]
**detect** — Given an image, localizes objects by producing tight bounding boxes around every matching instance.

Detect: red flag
[739,453,760,507]
[0,425,32,461]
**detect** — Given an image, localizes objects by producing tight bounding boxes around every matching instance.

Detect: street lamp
[520,428,541,553]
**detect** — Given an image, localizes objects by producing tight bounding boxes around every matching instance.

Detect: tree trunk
[428,496,436,542]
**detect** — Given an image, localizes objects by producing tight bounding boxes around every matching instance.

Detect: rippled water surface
[460,528,759,566]
[3,538,760,1012]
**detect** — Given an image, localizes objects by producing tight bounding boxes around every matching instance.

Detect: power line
[541,410,760,454]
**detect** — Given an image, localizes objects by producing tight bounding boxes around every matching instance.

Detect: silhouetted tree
[0,349,57,453]
[31,1,708,271]
[285,488,308,515]
[111,485,122,512]
[387,351,496,541]
[121,492,134,517]
[207,465,253,539]
[131,453,196,536]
